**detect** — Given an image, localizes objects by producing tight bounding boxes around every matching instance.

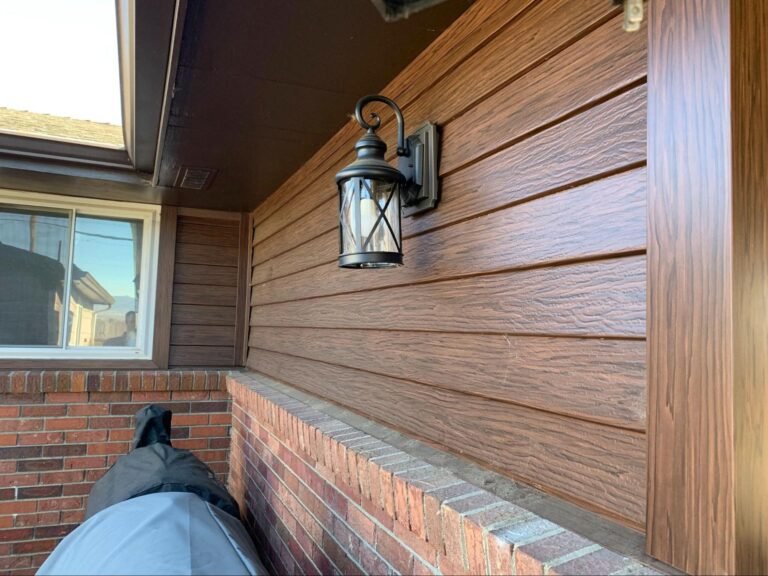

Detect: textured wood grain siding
[733,3,768,573]
[170,214,246,367]
[248,0,647,527]
[648,1,768,573]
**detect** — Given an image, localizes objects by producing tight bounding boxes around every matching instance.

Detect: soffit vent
[175,166,217,190]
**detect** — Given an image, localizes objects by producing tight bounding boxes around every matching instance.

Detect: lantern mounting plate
[399,122,439,217]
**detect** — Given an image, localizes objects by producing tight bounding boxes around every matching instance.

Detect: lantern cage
[336,95,439,269]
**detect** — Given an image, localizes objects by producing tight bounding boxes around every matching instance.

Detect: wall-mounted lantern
[336,95,438,268]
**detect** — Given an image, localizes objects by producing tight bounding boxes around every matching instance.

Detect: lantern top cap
[336,123,405,184]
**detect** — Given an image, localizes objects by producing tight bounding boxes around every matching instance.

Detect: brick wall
[228,372,661,576]
[0,370,232,576]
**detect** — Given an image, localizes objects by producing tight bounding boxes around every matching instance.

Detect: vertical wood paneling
[732,2,768,574]
[248,0,647,529]
[170,212,247,368]
[647,0,734,573]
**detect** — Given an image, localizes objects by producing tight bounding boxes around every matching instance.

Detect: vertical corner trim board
[648,0,768,573]
[248,0,647,530]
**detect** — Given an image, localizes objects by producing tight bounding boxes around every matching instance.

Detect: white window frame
[0,188,160,360]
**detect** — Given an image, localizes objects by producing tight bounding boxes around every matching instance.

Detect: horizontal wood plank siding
[170,214,246,368]
[247,0,647,528]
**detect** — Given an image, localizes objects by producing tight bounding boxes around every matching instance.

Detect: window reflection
[0,207,70,346]
[69,216,142,348]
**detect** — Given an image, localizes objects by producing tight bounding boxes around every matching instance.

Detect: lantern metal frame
[335,94,439,268]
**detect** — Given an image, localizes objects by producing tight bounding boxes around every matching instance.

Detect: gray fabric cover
[37,492,267,576]
[85,442,240,520]
[85,405,239,520]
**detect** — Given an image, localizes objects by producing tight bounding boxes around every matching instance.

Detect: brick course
[0,369,231,576]
[228,372,662,576]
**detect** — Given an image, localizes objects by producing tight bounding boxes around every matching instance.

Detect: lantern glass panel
[339,177,401,266]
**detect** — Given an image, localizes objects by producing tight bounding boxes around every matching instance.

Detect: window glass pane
[68,215,143,348]
[0,0,123,148]
[0,206,71,346]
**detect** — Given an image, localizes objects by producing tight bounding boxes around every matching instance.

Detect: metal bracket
[613,0,644,32]
[399,122,439,217]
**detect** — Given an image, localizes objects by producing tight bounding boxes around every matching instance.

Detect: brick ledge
[227,371,665,576]
[0,370,229,394]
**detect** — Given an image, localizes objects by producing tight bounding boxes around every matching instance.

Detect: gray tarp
[37,492,267,575]
[37,405,267,576]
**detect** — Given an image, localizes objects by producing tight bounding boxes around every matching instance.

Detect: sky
[0,0,122,125]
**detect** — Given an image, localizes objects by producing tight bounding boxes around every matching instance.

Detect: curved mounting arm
[354,95,409,156]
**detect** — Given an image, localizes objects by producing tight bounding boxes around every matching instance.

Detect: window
[0,189,160,359]
[0,0,123,149]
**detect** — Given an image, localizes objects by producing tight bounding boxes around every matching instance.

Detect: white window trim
[0,188,160,360]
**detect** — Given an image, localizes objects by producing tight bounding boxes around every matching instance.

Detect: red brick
[0,445,41,459]
[65,430,108,443]
[0,517,12,529]
[190,401,228,414]
[21,405,66,417]
[44,418,87,431]
[487,535,514,575]
[13,538,58,554]
[209,413,231,425]
[173,438,207,450]
[109,428,134,441]
[346,505,375,543]
[64,456,105,470]
[209,437,229,449]
[195,449,228,463]
[0,473,38,488]
[46,393,87,403]
[89,392,130,403]
[34,523,77,539]
[359,544,391,576]
[17,485,62,499]
[190,426,228,438]
[441,505,467,569]
[438,552,471,576]
[43,444,86,457]
[89,416,131,429]
[408,482,427,539]
[393,519,438,565]
[18,459,62,472]
[12,512,59,528]
[18,432,63,445]
[60,509,85,524]
[70,372,86,392]
[0,555,31,570]
[40,470,83,485]
[0,501,37,515]
[0,419,42,433]
[62,482,91,496]
[172,391,209,401]
[515,531,595,575]
[464,520,490,575]
[67,403,109,416]
[0,527,33,542]
[37,497,82,512]
[172,413,208,426]
[0,435,15,447]
[10,372,26,393]
[132,391,170,403]
[375,526,413,574]
[87,442,129,456]
[0,407,19,418]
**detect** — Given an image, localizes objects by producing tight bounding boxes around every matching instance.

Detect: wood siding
[248,0,647,528]
[648,1,768,573]
[170,212,248,367]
